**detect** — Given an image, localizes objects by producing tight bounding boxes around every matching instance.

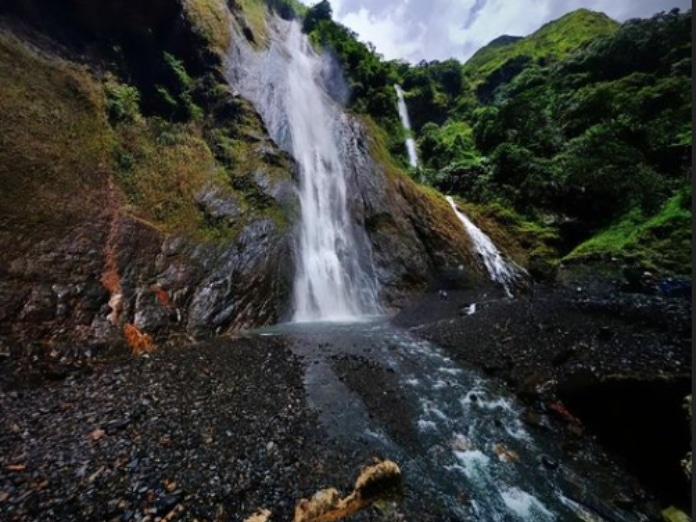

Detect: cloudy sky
[317,0,691,63]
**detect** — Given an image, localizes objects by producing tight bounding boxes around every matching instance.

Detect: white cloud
[319,0,691,63]
[340,5,425,60]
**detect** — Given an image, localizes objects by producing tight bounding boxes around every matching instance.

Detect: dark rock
[483,362,503,375]
[241,23,255,44]
[156,493,183,515]
[541,455,558,470]
[611,492,635,508]
[105,419,131,434]
[552,346,577,367]
[521,409,545,429]
[528,256,558,283]
[19,286,56,322]
[598,326,613,341]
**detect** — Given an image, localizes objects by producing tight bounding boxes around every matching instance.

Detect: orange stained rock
[151,284,170,307]
[123,323,156,355]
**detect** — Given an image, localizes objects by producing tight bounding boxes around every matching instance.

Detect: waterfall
[227,20,381,322]
[446,196,526,296]
[394,84,419,168]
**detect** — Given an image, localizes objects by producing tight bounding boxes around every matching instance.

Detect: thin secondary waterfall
[394,84,419,168]
[446,196,525,296]
[227,20,381,322]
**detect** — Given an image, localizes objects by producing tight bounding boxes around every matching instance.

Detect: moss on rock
[182,0,232,56]
[565,188,692,275]
[0,30,112,237]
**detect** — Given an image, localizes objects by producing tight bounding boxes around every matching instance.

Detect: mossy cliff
[0,0,483,366]
[0,0,299,363]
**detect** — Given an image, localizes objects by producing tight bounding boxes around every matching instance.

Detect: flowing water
[446,196,527,297]
[227,21,381,322]
[259,320,638,522]
[394,84,419,168]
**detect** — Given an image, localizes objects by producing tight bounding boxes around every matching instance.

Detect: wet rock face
[187,219,293,334]
[0,208,293,367]
[339,117,484,307]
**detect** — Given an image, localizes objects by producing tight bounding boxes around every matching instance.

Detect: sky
[316,0,692,63]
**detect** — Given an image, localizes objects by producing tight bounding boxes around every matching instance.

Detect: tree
[303,0,333,33]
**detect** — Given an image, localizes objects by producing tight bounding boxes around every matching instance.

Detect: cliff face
[0,0,483,371]
[339,117,484,305]
[0,12,297,375]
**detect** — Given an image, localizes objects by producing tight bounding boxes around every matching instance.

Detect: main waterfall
[227,21,381,322]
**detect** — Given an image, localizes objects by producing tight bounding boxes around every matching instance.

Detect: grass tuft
[182,0,232,55]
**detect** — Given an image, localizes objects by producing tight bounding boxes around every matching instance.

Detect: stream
[257,319,640,522]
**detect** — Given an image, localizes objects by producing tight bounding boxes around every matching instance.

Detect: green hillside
[464,9,619,80]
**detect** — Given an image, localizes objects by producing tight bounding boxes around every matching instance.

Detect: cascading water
[227,21,381,322]
[394,84,419,168]
[446,196,526,296]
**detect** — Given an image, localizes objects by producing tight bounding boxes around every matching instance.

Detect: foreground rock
[0,337,383,522]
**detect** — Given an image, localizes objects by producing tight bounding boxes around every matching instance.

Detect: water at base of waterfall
[258,320,636,522]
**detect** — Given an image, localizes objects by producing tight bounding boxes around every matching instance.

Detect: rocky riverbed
[396,271,692,513]
[0,273,691,521]
[0,337,375,522]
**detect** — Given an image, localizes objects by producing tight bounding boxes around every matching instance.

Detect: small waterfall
[394,84,419,168]
[446,196,525,296]
[227,20,381,322]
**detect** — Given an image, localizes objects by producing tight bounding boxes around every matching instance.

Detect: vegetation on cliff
[0,0,296,243]
[0,32,111,235]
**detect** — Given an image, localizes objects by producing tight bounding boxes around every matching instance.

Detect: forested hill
[463,8,619,98]
[301,2,692,277]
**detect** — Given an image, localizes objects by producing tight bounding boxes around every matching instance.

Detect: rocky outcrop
[1,182,294,377]
[339,117,487,307]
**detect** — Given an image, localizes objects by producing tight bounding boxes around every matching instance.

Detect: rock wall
[339,116,486,307]
[0,14,296,375]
